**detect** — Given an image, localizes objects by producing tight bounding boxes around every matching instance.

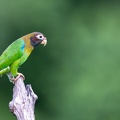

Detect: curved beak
[41,37,47,46]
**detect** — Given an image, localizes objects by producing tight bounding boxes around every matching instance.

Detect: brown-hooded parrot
[0,32,47,82]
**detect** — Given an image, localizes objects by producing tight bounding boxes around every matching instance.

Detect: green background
[0,0,120,120]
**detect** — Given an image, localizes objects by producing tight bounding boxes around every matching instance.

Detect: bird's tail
[0,66,10,77]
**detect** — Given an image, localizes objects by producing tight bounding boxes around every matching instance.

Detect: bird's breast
[24,45,34,56]
[23,38,34,56]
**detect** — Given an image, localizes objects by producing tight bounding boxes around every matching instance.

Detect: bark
[9,77,38,120]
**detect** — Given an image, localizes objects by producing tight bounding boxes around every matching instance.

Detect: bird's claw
[11,73,25,83]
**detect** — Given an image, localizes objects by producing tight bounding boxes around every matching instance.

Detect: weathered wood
[9,77,38,120]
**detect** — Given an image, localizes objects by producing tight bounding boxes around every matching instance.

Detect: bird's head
[30,32,47,47]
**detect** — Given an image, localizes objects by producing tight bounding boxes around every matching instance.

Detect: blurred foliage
[0,0,120,120]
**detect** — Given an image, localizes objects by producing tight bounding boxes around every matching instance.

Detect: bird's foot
[11,73,25,83]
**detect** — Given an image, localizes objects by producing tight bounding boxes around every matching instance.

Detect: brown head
[29,32,47,47]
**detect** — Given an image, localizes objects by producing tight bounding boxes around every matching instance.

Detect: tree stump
[9,77,38,120]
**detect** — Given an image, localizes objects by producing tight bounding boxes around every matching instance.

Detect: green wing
[0,38,25,70]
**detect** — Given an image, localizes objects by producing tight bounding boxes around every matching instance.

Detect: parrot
[0,32,47,82]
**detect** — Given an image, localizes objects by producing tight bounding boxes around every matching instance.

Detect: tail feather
[0,66,10,76]
[0,56,10,70]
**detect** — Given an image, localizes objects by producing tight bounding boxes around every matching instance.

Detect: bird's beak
[41,37,47,46]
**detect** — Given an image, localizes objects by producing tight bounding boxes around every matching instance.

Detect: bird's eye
[36,35,44,39]
[40,36,42,38]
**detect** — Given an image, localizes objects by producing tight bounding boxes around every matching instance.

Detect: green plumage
[0,39,26,76]
[0,39,24,70]
[0,32,47,81]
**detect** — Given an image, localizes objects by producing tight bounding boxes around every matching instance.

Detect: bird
[0,32,47,82]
